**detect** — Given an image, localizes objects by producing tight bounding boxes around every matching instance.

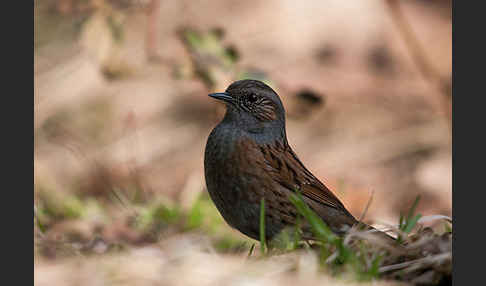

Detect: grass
[286,189,380,281]
[250,190,452,284]
[398,195,422,243]
[35,182,451,285]
[260,198,267,255]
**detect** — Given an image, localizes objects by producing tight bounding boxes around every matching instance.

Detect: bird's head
[209,79,286,139]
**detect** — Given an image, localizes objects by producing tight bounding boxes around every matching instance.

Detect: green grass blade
[288,191,338,243]
[260,198,266,255]
[406,195,421,222]
[403,214,422,234]
[34,206,46,233]
[444,222,452,233]
[248,243,256,257]
[397,195,423,239]
[399,212,404,229]
[368,254,382,278]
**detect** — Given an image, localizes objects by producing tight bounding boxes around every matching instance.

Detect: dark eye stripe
[237,96,277,121]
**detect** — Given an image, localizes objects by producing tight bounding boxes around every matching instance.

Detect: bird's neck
[220,108,288,144]
[220,122,287,146]
[250,125,287,145]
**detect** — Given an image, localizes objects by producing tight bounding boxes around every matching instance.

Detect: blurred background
[34,0,451,285]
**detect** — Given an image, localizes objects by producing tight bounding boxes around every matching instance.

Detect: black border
[7,0,34,285]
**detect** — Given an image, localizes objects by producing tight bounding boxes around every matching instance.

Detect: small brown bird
[204,79,374,241]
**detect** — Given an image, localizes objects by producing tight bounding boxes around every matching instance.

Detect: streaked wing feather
[256,139,348,212]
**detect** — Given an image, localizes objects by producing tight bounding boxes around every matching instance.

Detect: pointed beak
[208,92,234,103]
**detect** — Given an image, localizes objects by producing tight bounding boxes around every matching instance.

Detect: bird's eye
[247,94,258,104]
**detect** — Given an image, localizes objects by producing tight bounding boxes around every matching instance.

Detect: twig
[418,215,452,224]
[379,252,451,273]
[384,0,451,129]
[404,235,442,252]
[358,189,374,223]
[345,231,404,255]
[385,0,441,82]
[344,189,376,245]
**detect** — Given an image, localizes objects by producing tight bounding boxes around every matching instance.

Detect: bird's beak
[208,92,234,103]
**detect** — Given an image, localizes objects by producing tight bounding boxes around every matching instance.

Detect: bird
[204,79,383,242]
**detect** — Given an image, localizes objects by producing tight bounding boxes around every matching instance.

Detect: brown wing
[253,138,350,213]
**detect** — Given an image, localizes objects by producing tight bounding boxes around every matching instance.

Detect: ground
[34,1,451,285]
